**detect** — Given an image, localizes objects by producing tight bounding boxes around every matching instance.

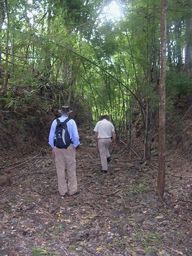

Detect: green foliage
[135,231,162,252]
[32,247,56,256]
[124,183,150,196]
[167,70,192,97]
[1,0,192,139]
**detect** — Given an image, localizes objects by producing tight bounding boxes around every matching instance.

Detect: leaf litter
[0,139,191,256]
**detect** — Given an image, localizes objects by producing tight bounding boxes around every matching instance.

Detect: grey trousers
[98,138,111,171]
[54,145,77,196]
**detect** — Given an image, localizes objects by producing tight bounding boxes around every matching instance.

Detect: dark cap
[100,114,109,120]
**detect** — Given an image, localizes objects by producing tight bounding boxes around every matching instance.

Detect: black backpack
[54,118,72,148]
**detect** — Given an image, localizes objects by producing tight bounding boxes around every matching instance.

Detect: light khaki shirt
[94,119,115,139]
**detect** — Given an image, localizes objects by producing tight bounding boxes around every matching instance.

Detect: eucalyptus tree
[0,0,5,64]
[2,0,10,93]
[0,0,5,91]
[157,0,167,200]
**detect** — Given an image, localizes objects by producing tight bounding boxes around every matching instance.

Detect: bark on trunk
[157,0,167,200]
[185,18,192,75]
[3,0,9,93]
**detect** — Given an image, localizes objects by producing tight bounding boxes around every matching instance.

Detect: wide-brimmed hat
[61,105,70,113]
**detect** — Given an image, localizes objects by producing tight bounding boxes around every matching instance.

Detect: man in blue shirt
[48,106,80,197]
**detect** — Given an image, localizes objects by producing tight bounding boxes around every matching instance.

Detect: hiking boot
[60,193,68,199]
[68,191,80,196]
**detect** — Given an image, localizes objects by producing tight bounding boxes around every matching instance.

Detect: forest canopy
[0,0,192,134]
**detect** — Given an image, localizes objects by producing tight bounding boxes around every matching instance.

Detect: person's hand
[96,140,99,151]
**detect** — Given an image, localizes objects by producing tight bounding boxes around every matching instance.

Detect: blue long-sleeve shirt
[48,114,80,148]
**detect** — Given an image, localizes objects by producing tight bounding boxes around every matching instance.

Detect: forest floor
[0,132,192,256]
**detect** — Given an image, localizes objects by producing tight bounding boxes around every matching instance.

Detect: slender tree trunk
[144,100,151,161]
[0,0,5,91]
[3,0,9,93]
[0,0,5,65]
[44,2,52,81]
[11,29,15,74]
[0,0,5,27]
[185,18,192,75]
[157,0,167,200]
[175,20,182,68]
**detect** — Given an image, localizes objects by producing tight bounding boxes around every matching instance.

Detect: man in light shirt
[94,115,116,173]
[48,106,80,196]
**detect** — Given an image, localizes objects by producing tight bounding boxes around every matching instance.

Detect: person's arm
[48,120,56,148]
[111,123,116,143]
[68,119,80,149]
[48,120,57,157]
[94,131,98,150]
[93,123,99,150]
[112,131,116,142]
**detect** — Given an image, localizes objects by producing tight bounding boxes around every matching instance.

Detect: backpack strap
[63,117,70,125]
[56,117,70,125]
[56,118,60,125]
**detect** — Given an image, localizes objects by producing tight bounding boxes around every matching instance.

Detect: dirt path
[0,142,191,256]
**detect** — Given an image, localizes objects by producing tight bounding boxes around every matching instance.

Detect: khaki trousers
[98,138,111,171]
[54,145,77,196]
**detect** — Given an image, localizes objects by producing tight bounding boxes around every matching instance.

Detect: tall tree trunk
[175,20,182,68]
[44,2,52,81]
[157,0,167,200]
[185,18,192,75]
[0,0,5,27]
[144,100,151,162]
[0,0,5,90]
[0,0,5,65]
[3,0,9,93]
